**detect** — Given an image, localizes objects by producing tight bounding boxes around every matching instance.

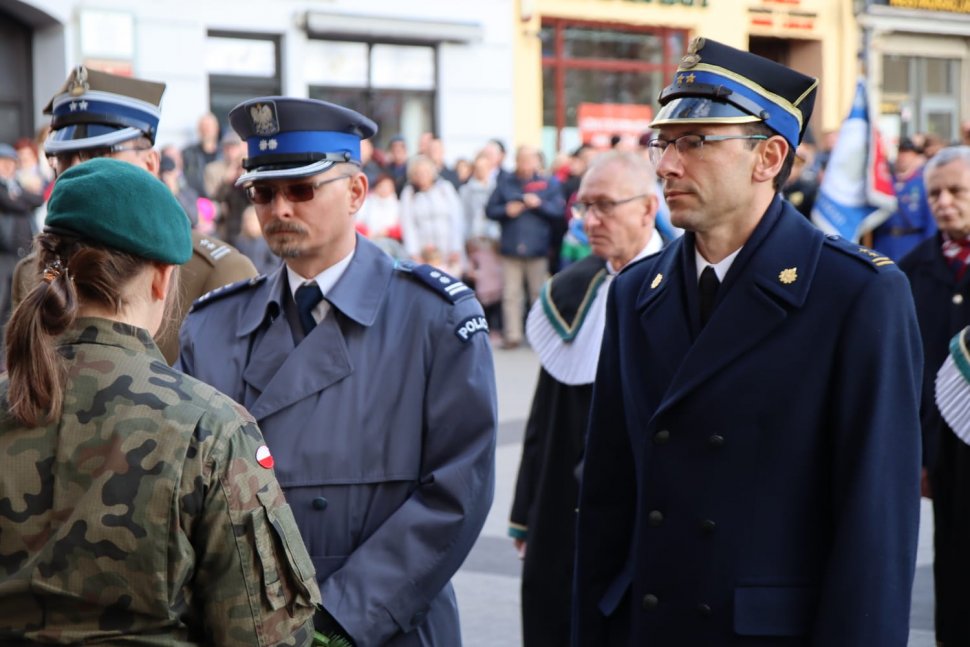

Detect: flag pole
[856,0,875,247]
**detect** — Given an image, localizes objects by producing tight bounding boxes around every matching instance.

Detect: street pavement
[454,344,937,646]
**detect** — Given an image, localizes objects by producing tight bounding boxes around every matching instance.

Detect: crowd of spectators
[9,114,968,351]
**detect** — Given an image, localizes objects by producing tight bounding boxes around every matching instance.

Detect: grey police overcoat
[178,235,497,646]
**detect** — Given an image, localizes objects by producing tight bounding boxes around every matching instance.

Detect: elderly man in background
[900,145,970,647]
[509,150,664,647]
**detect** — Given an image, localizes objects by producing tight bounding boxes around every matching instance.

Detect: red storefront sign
[577,103,654,149]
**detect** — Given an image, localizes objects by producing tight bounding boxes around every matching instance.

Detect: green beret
[46,158,192,265]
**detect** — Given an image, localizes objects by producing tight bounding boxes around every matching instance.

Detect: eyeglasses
[107,142,153,155]
[247,174,353,205]
[646,134,768,165]
[48,142,155,176]
[571,194,650,220]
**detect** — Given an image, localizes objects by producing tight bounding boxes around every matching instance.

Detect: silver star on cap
[267,139,278,150]
[69,102,78,111]
[78,100,89,110]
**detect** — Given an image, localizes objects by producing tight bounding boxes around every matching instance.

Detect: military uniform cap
[43,65,165,155]
[651,37,818,150]
[229,96,377,185]
[45,158,192,265]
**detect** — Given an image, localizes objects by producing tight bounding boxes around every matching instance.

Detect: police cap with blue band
[650,37,818,151]
[43,66,165,155]
[228,96,378,185]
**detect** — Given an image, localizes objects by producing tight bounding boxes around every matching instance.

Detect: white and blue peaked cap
[229,96,378,185]
[44,66,164,155]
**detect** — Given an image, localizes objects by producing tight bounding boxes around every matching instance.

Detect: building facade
[0,0,516,161]
[514,0,859,159]
[860,0,970,147]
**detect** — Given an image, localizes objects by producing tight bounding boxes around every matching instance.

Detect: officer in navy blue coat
[574,38,923,646]
[177,97,497,646]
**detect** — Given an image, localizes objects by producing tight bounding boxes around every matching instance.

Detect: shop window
[881,54,960,144]
[207,32,282,132]
[308,40,436,152]
[541,19,687,156]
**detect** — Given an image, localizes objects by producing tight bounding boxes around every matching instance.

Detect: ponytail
[4,233,150,427]
[5,236,79,426]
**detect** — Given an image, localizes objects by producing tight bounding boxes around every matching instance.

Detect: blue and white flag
[812,79,896,241]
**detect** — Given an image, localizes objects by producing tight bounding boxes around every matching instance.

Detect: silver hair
[924,145,970,183]
[583,150,658,195]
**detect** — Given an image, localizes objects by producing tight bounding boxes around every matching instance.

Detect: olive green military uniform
[11,230,258,364]
[0,317,319,645]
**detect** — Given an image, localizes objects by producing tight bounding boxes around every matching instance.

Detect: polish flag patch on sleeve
[255,445,275,469]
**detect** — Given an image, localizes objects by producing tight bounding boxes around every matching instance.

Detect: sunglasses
[246,174,353,205]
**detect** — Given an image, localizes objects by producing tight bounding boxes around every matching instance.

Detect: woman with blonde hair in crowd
[399,154,464,275]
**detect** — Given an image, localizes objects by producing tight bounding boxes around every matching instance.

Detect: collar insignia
[778,267,798,284]
[651,273,663,289]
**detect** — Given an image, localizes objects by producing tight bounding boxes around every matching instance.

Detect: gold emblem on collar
[779,267,798,284]
[651,273,663,289]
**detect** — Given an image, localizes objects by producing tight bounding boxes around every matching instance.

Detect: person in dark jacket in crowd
[485,145,564,348]
[0,142,44,368]
[899,145,970,647]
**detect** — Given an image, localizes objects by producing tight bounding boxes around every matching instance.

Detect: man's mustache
[264,222,308,236]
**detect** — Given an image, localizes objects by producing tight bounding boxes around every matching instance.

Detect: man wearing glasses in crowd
[11,66,256,364]
[177,96,497,646]
[509,150,664,647]
[574,38,923,645]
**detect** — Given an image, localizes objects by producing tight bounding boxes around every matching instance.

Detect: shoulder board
[190,275,266,312]
[194,235,239,267]
[823,234,895,272]
[394,261,474,304]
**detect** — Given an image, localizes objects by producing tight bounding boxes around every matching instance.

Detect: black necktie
[698,265,719,328]
[295,283,324,336]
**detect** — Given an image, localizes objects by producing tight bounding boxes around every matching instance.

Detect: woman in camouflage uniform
[0,158,320,645]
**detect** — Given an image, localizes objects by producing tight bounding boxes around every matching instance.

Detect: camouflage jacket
[0,317,320,645]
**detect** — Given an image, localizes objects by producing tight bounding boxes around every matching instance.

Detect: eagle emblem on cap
[250,102,279,136]
[68,65,89,97]
[680,37,705,69]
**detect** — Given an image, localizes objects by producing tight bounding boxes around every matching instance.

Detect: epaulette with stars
[822,234,895,271]
[189,275,267,312]
[394,261,474,304]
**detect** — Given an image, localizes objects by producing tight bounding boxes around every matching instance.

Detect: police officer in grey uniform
[178,97,497,646]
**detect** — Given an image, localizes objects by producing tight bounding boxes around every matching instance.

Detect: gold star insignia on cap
[778,267,798,284]
[651,273,663,289]
[686,73,696,84]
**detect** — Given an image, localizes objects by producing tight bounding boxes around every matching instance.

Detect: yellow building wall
[514,0,860,149]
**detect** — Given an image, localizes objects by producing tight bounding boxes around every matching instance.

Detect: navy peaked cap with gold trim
[651,37,818,150]
[44,66,165,155]
[229,96,377,185]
